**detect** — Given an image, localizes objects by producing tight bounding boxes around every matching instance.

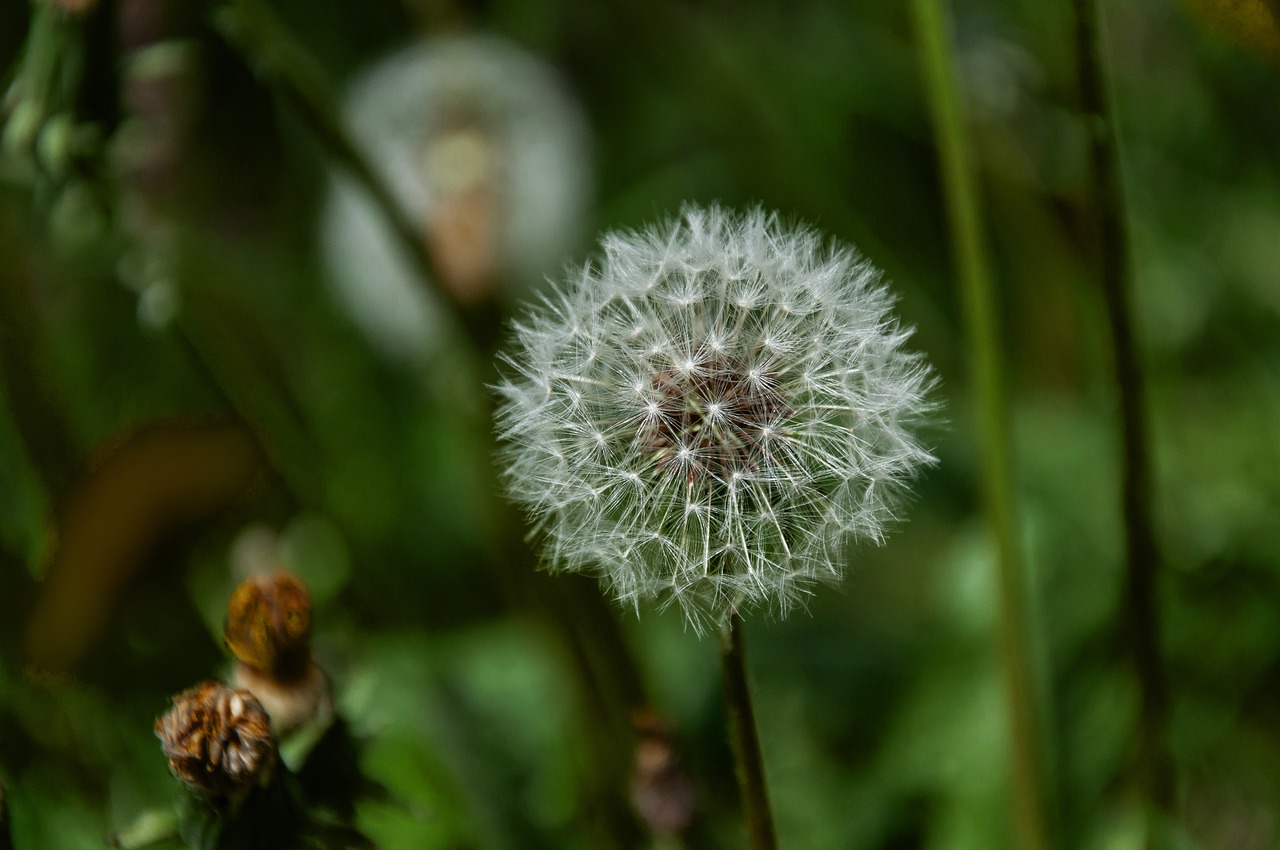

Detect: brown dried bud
[629,710,697,839]
[224,572,312,683]
[155,681,275,800]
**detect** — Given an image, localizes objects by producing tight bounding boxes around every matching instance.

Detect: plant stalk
[211,0,486,353]
[910,1,1051,848]
[1071,0,1172,826]
[213,8,650,846]
[719,610,776,850]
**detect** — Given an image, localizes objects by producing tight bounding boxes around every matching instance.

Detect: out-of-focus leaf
[23,418,268,671]
[1184,0,1280,60]
[279,514,352,607]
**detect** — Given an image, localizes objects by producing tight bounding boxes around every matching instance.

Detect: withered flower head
[155,681,275,800]
[224,572,312,683]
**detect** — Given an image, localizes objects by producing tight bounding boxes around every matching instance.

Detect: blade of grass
[910,2,1051,848]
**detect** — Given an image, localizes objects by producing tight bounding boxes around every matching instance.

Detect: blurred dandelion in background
[496,206,937,630]
[321,34,593,363]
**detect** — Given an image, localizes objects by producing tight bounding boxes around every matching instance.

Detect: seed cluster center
[641,355,791,482]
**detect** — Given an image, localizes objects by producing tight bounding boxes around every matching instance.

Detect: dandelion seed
[496,206,936,630]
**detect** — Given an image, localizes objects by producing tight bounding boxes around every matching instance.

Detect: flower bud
[225,571,333,740]
[155,682,275,801]
[224,572,312,682]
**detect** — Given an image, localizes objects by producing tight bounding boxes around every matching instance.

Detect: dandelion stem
[719,610,776,850]
[1070,0,1172,828]
[909,2,1051,848]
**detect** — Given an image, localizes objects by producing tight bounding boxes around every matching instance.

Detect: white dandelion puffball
[321,35,592,363]
[496,206,936,629]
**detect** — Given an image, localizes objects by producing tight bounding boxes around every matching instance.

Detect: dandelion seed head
[496,206,936,631]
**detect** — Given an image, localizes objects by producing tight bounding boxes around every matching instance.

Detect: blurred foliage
[1,0,1279,848]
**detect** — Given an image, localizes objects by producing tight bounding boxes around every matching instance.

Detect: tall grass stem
[910,1,1051,848]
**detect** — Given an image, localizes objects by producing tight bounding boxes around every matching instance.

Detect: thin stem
[210,0,486,354]
[1071,0,1172,826]
[171,312,317,502]
[210,8,658,846]
[909,2,1051,849]
[212,11,649,844]
[718,610,776,850]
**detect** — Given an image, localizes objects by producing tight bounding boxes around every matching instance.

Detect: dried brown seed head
[224,572,312,682]
[155,681,275,800]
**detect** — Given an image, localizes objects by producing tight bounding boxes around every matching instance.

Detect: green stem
[909,2,1050,849]
[212,9,650,845]
[1071,0,1172,828]
[171,310,317,503]
[718,610,776,850]
[210,0,484,352]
